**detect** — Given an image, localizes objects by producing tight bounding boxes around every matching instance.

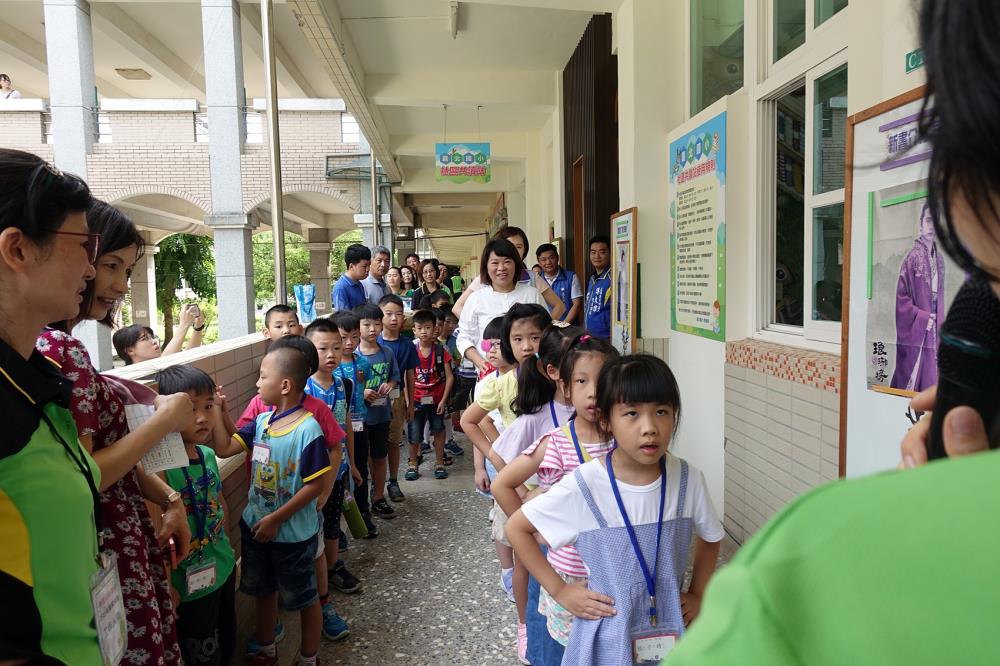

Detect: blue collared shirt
[332,273,367,312]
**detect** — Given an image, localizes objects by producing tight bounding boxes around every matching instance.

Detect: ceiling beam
[241,5,318,98]
[392,132,529,160]
[456,0,620,12]
[367,71,556,112]
[286,0,403,183]
[0,19,130,98]
[91,4,206,95]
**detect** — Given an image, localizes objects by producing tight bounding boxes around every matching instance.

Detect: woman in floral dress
[37,201,194,666]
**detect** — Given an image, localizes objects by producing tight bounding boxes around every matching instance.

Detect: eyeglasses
[54,231,101,263]
[137,333,159,344]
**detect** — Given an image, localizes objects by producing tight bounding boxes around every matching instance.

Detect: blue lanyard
[180,447,211,555]
[606,451,668,627]
[569,419,586,464]
[264,403,302,439]
[548,400,559,428]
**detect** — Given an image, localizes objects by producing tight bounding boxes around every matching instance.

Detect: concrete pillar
[130,243,158,328]
[44,0,114,369]
[208,216,256,338]
[202,0,255,338]
[306,228,331,315]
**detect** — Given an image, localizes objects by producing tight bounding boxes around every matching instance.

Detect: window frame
[341,113,360,144]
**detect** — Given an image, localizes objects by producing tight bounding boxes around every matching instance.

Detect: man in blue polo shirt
[332,244,371,312]
[584,235,612,339]
[535,242,583,324]
[362,245,392,305]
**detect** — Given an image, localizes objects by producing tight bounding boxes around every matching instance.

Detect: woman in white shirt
[453,226,565,320]
[457,237,547,371]
[1,74,22,99]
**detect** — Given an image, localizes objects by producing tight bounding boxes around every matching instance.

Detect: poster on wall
[864,180,962,395]
[669,112,727,341]
[435,142,491,184]
[610,208,638,354]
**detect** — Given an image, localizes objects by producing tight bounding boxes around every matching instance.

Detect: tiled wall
[636,337,669,359]
[723,339,841,544]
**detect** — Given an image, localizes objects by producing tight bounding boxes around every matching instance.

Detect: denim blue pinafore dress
[561,459,692,665]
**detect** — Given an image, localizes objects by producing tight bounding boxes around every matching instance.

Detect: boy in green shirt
[155,366,238,666]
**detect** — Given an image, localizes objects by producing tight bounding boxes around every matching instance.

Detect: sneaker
[500,568,515,603]
[338,531,348,552]
[420,440,431,454]
[245,622,285,657]
[444,440,464,456]
[386,480,405,502]
[404,465,420,481]
[321,602,350,641]
[329,560,362,594]
[294,656,322,666]
[434,465,449,480]
[517,622,530,664]
[371,498,396,519]
[250,653,279,666]
[362,513,378,539]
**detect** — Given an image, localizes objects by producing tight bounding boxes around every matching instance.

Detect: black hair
[417,293,434,310]
[400,265,420,290]
[589,235,611,250]
[0,149,91,246]
[268,334,319,376]
[379,293,404,309]
[333,310,361,333]
[513,324,581,416]
[155,365,216,397]
[429,307,446,323]
[535,243,558,259]
[405,252,421,263]
[500,303,551,365]
[919,0,1000,280]
[266,346,311,393]
[479,238,526,287]
[444,310,459,322]
[412,309,436,327]
[558,332,619,390]
[113,324,155,365]
[264,303,297,328]
[303,317,340,338]
[483,315,505,343]
[0,74,10,83]
[344,243,372,268]
[595,354,681,441]
[353,303,384,322]
[496,225,530,259]
[419,258,440,286]
[429,289,452,306]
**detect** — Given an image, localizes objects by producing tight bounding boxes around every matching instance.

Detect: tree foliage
[252,231,311,308]
[155,234,217,344]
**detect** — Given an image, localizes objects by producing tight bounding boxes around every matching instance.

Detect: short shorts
[238,520,318,611]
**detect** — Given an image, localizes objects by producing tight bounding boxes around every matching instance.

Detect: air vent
[440,205,463,209]
[115,68,152,80]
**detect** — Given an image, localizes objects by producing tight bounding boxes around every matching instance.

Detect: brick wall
[0,111,47,146]
[723,339,841,543]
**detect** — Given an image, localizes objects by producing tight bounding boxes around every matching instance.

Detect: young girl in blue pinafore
[507,354,725,665]
[493,332,619,666]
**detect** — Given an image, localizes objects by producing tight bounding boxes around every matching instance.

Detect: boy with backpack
[405,309,454,481]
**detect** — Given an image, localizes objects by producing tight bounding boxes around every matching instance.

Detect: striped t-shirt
[523,424,613,577]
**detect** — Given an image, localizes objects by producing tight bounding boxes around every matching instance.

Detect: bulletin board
[610,208,638,354]
[841,85,949,478]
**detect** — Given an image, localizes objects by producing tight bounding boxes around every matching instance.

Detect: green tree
[155,234,216,345]
[253,231,311,308]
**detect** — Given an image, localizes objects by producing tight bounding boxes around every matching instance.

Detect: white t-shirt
[468,270,551,294]
[521,455,725,551]
[456,282,547,359]
[491,399,576,463]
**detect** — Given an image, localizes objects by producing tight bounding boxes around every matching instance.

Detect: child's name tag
[633,633,676,663]
[372,397,387,407]
[185,561,217,594]
[252,443,270,464]
[390,388,401,400]
[351,419,365,432]
[90,552,127,666]
[420,396,435,405]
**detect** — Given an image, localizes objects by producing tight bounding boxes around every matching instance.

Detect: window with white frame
[774,0,847,63]
[690,0,745,115]
[341,113,360,144]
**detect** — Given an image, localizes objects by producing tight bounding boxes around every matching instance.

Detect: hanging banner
[436,142,491,184]
[611,208,638,354]
[669,112,727,341]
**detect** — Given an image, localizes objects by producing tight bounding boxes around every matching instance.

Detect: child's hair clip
[551,320,571,329]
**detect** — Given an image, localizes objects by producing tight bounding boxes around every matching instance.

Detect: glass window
[774,0,805,61]
[815,0,847,26]
[342,113,360,143]
[774,85,806,327]
[690,0,745,115]
[813,64,848,194]
[811,203,844,322]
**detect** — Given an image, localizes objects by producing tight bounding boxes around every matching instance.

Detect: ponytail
[513,325,585,415]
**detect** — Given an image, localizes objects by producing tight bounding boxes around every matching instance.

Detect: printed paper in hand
[124,404,188,473]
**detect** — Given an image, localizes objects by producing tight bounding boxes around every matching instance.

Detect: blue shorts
[238,520,318,611]
[407,403,445,442]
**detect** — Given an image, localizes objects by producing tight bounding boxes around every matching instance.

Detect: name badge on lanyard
[90,551,127,666]
[252,442,270,464]
[186,560,217,594]
[352,419,365,432]
[633,633,677,663]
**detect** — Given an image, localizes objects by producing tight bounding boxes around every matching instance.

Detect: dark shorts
[322,474,347,540]
[238,520,318,611]
[407,403,444,442]
[448,374,477,412]
[365,420,390,459]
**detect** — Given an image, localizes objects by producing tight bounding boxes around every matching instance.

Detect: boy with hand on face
[377,294,418,504]
[352,304,401,521]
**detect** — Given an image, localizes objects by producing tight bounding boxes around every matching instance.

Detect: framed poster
[840,85,962,478]
[669,112,727,341]
[611,208,638,354]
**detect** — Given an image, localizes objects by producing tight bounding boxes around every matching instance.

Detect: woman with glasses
[113,302,205,365]
[38,200,194,666]
[0,149,105,663]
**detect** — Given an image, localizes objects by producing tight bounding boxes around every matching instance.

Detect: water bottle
[342,487,368,539]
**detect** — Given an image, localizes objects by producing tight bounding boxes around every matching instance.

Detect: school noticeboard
[669,112,727,341]
[611,208,638,354]
[435,142,491,183]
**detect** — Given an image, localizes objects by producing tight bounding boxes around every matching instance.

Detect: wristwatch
[162,490,181,509]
